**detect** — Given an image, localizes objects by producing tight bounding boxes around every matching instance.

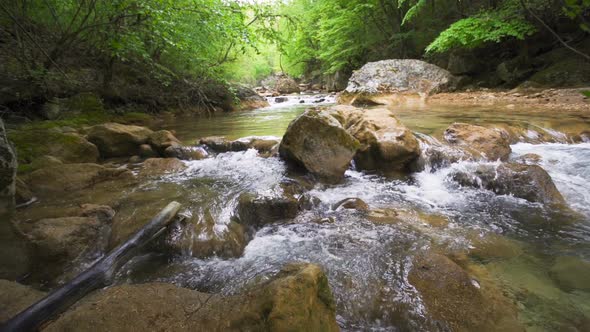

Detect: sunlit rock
[444,123,511,161]
[87,123,153,158]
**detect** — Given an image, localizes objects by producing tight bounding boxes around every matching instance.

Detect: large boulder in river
[279,109,360,182]
[333,105,421,171]
[452,163,566,205]
[87,123,153,158]
[444,123,511,161]
[276,76,301,94]
[233,84,270,111]
[25,163,132,196]
[139,158,187,177]
[339,59,456,105]
[0,119,17,212]
[46,263,339,332]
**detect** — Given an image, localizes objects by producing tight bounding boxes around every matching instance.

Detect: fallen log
[1,201,182,332]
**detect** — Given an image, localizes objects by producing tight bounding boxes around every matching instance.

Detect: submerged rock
[0,280,46,322]
[139,158,187,177]
[339,59,456,105]
[163,209,247,259]
[18,214,112,284]
[26,163,132,196]
[444,123,511,161]
[46,263,338,332]
[87,123,153,158]
[452,163,566,205]
[236,192,299,230]
[334,106,421,172]
[333,197,369,212]
[409,251,522,331]
[549,256,590,291]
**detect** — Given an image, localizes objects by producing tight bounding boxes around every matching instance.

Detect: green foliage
[581,90,590,98]
[426,10,537,53]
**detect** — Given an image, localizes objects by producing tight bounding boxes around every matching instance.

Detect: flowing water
[17,95,590,330]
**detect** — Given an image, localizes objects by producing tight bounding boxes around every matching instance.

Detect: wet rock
[333,197,369,212]
[275,75,301,94]
[339,59,456,105]
[444,123,511,161]
[200,136,279,156]
[33,133,99,164]
[513,153,542,165]
[46,263,338,332]
[275,97,288,103]
[164,210,247,259]
[367,208,400,224]
[26,163,132,196]
[147,130,181,154]
[79,204,116,223]
[279,109,360,182]
[468,233,524,261]
[0,119,17,212]
[0,280,46,322]
[18,216,110,284]
[163,145,207,160]
[15,177,34,206]
[409,251,521,331]
[139,144,158,158]
[233,84,270,111]
[199,136,233,152]
[236,192,299,230]
[334,106,421,172]
[139,158,187,177]
[452,163,566,205]
[87,123,153,158]
[549,256,590,291]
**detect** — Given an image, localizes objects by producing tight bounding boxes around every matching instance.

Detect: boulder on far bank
[339,59,456,105]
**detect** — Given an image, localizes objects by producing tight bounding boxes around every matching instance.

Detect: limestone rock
[339,59,456,105]
[444,123,511,161]
[26,163,132,196]
[334,106,421,171]
[147,130,181,154]
[46,263,338,332]
[451,163,566,205]
[279,109,360,182]
[139,158,187,177]
[87,123,153,158]
[0,280,46,322]
[236,192,299,230]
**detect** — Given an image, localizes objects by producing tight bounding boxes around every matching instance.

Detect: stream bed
[14,95,590,331]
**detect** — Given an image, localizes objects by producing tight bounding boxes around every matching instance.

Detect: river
[14,94,590,330]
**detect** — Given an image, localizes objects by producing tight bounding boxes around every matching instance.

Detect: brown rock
[444,123,511,161]
[87,123,153,158]
[139,158,187,177]
[147,130,181,154]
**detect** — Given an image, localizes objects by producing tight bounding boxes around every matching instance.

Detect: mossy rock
[523,58,590,88]
[9,129,99,166]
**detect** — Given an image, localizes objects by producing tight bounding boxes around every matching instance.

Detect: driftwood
[1,201,182,332]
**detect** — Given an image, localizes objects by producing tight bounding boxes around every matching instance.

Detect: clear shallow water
[15,97,590,330]
[115,99,590,331]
